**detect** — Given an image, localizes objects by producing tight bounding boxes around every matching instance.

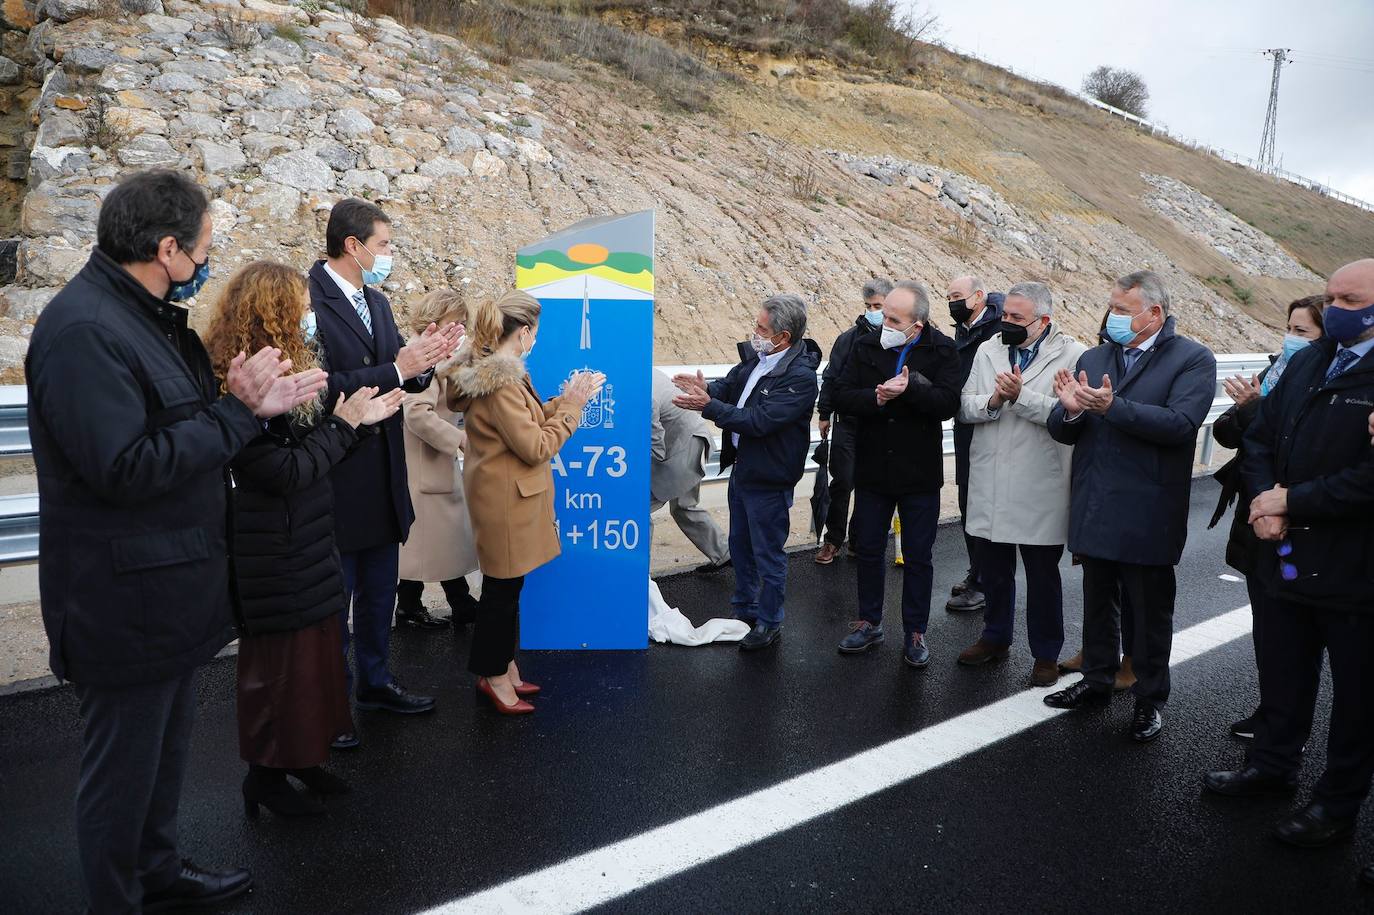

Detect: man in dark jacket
[815,278,890,563]
[308,199,461,722]
[1204,259,1374,863]
[673,294,820,651]
[26,170,326,913]
[1043,270,1215,743]
[944,275,1005,613]
[830,280,962,667]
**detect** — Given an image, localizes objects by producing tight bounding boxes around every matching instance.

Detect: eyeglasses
[1276,527,1312,582]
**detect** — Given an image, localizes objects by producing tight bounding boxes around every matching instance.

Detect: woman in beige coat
[397,290,482,630]
[444,290,604,714]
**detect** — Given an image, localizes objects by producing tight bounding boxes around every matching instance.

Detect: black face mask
[948,298,973,324]
[1000,319,1034,347]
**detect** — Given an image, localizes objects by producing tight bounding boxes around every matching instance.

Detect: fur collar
[443,350,528,399]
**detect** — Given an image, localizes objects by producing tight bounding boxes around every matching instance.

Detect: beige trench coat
[398,374,480,582]
[957,326,1087,546]
[445,352,580,580]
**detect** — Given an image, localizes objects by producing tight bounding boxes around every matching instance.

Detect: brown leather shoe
[1114,654,1137,692]
[814,542,841,564]
[957,639,1010,666]
[1031,660,1059,687]
[1058,650,1083,674]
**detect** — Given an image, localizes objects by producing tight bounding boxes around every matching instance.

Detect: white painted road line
[423,606,1254,915]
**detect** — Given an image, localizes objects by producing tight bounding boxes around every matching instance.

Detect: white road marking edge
[422,606,1253,914]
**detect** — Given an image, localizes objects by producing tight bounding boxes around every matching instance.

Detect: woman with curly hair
[206,260,403,817]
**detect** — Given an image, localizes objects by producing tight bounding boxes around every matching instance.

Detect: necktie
[1325,348,1359,383]
[351,289,373,336]
[1017,347,1033,371]
[1123,348,1142,373]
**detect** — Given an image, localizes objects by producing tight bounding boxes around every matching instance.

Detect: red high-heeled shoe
[513,680,541,697]
[476,677,534,715]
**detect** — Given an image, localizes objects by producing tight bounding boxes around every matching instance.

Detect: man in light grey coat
[955,282,1085,687]
[651,369,729,571]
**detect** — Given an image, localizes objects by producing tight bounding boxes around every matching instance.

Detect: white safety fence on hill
[929,40,1374,215]
[0,353,1270,568]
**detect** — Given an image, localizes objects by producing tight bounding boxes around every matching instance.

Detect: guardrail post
[1199,427,1215,468]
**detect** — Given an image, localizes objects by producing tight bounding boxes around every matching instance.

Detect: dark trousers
[852,488,939,637]
[469,575,524,676]
[1249,593,1374,818]
[340,542,400,693]
[727,479,794,626]
[954,438,981,585]
[822,420,856,547]
[397,577,472,611]
[1080,558,1176,706]
[977,539,1065,662]
[74,670,196,914]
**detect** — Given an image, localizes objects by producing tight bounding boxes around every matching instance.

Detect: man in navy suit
[308,199,462,727]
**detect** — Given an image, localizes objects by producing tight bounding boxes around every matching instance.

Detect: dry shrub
[211,8,261,49]
[942,215,982,257]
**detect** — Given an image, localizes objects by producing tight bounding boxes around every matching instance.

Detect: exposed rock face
[1140,173,1323,282]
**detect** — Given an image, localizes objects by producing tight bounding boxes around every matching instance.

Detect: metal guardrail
[0,353,1273,567]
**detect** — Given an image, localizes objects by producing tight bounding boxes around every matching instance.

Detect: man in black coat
[673,294,820,652]
[944,275,1005,613]
[830,280,962,667]
[308,199,461,721]
[1205,259,1374,863]
[26,170,325,913]
[1043,270,1216,742]
[815,277,890,563]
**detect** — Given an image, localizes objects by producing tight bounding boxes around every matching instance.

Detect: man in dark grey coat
[1042,270,1216,742]
[26,170,326,913]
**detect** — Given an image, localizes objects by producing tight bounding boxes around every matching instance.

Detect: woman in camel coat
[444,289,603,714]
[397,290,480,629]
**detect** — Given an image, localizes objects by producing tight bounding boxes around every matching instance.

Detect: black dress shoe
[1043,680,1111,710]
[448,596,479,627]
[143,860,252,912]
[356,681,436,714]
[242,768,325,819]
[396,605,450,630]
[739,622,780,651]
[1203,766,1298,797]
[330,733,360,750]
[694,557,732,574]
[287,766,351,796]
[1130,700,1163,742]
[1274,802,1357,848]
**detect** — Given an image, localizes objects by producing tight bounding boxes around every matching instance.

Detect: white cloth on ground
[648,580,749,645]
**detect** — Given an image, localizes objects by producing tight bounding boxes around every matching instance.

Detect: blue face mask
[167,254,210,302]
[864,310,884,326]
[1104,310,1151,346]
[353,243,393,286]
[1281,333,1312,359]
[301,309,317,342]
[1323,301,1374,345]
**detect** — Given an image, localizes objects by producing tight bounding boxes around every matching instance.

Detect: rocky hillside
[0,0,1369,380]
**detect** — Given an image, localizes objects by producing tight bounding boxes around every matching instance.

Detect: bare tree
[1082,65,1149,117]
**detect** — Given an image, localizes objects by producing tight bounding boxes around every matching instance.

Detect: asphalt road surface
[3,478,1369,914]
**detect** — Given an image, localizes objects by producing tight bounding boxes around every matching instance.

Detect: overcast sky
[924,0,1374,203]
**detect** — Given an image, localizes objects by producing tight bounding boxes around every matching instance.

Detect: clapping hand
[397,321,465,380]
[876,366,909,405]
[1053,368,1083,414]
[990,364,1022,408]
[1367,410,1373,445]
[1223,373,1260,407]
[226,346,330,419]
[564,370,607,408]
[332,386,405,428]
[1076,372,1115,415]
[672,369,710,411]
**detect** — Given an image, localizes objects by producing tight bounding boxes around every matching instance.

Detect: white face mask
[880,323,915,350]
[520,327,536,359]
[751,332,782,356]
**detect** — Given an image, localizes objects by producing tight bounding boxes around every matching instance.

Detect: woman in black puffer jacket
[207,261,403,818]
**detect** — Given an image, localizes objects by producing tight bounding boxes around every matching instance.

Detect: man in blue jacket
[1043,270,1216,742]
[1204,259,1374,864]
[673,294,820,651]
[308,199,462,725]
